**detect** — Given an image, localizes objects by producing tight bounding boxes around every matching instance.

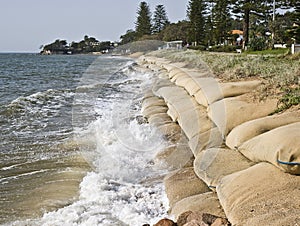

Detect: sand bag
[164,167,210,208]
[184,78,201,96]
[155,86,189,103]
[141,96,166,112]
[148,113,172,126]
[147,63,162,72]
[170,72,187,83]
[142,105,168,118]
[169,68,185,79]
[166,103,178,122]
[217,163,300,226]
[155,144,194,170]
[157,122,182,142]
[152,79,174,95]
[220,80,262,99]
[174,74,191,87]
[238,122,300,174]
[171,192,226,220]
[208,96,278,136]
[177,106,214,140]
[188,127,223,156]
[226,111,300,149]
[193,77,222,107]
[194,148,254,188]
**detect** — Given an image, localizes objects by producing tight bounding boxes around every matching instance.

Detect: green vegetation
[41,35,112,54]
[135,2,152,39]
[148,49,300,111]
[152,5,170,34]
[119,0,298,52]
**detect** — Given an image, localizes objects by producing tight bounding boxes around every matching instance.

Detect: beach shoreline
[135,50,300,226]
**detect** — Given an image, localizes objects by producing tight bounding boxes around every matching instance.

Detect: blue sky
[0,0,189,52]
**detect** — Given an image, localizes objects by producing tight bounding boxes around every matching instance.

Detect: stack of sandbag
[217,163,300,226]
[139,58,227,220]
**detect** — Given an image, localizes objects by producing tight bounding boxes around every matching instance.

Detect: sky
[0,0,189,52]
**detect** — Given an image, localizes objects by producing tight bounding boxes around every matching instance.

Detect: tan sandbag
[157,122,182,142]
[164,167,210,208]
[157,71,169,79]
[170,72,187,83]
[169,68,184,79]
[177,106,215,140]
[152,79,174,95]
[142,96,166,112]
[155,86,188,103]
[208,96,278,136]
[171,192,226,220]
[156,86,200,126]
[162,64,175,72]
[148,113,172,126]
[194,148,254,188]
[155,144,194,170]
[148,63,162,72]
[166,103,178,121]
[194,80,262,107]
[174,74,190,87]
[193,77,222,107]
[238,122,300,174]
[143,89,155,99]
[194,89,209,107]
[142,105,168,118]
[217,163,300,226]
[184,78,201,96]
[188,127,223,156]
[221,80,262,98]
[226,111,300,149]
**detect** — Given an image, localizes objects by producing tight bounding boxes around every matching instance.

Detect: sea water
[0,53,169,225]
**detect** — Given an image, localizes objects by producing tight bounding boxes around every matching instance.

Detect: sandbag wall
[137,55,300,226]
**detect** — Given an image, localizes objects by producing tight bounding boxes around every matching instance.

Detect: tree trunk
[243,8,250,49]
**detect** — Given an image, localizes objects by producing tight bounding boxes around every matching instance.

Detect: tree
[152,5,170,33]
[43,39,68,53]
[211,0,232,45]
[135,1,152,39]
[187,0,208,45]
[287,1,300,43]
[161,20,191,42]
[120,29,137,44]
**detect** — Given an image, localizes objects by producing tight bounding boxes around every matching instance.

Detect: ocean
[0,53,169,225]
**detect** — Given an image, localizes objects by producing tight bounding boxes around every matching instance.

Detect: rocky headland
[135,50,300,226]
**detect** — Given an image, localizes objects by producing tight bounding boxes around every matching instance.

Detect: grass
[148,49,300,112]
[245,48,290,55]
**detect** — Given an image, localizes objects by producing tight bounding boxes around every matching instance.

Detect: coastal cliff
[136,50,300,226]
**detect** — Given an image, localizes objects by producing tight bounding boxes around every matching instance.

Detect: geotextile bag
[142,105,168,118]
[188,127,223,156]
[177,106,215,140]
[208,96,278,136]
[217,163,300,226]
[171,192,226,220]
[194,148,254,188]
[226,111,300,149]
[164,167,210,207]
[148,113,172,126]
[238,122,300,175]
